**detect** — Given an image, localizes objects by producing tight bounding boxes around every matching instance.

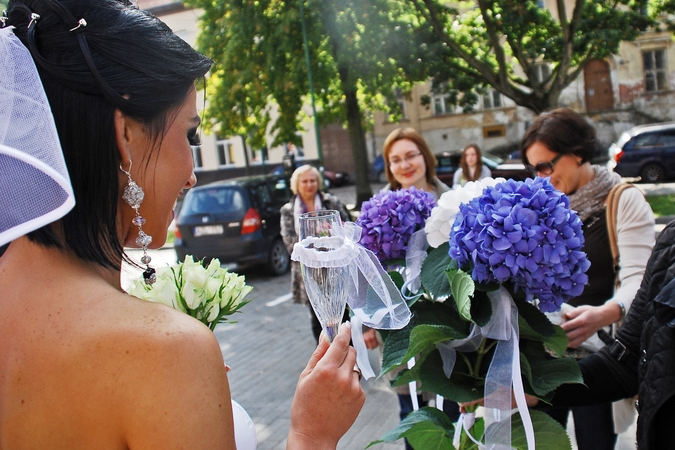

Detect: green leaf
[387,270,405,290]
[515,297,569,357]
[513,295,556,337]
[367,407,455,449]
[402,324,470,363]
[447,268,475,322]
[519,341,583,398]
[470,290,493,327]
[381,300,472,374]
[418,350,486,403]
[421,243,453,298]
[487,409,572,450]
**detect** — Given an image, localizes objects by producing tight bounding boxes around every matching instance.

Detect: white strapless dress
[232,400,257,450]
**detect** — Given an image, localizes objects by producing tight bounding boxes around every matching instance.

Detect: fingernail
[342,321,352,330]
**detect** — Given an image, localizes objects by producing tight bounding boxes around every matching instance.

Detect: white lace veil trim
[0,27,75,246]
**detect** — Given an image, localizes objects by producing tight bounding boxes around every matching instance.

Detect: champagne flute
[298,210,349,342]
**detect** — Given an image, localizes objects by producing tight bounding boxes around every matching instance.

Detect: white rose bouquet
[127,255,252,331]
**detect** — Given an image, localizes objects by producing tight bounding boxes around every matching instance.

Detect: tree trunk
[339,68,373,208]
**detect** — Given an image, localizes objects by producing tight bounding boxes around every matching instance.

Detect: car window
[632,132,662,148]
[185,188,245,215]
[659,130,675,147]
[253,184,271,206]
[270,178,292,204]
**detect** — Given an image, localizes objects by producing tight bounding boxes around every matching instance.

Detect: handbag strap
[606,183,635,273]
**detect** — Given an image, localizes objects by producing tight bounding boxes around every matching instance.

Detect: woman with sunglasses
[521,108,655,449]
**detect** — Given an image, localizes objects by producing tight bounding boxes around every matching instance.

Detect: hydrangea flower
[356,187,436,263]
[449,177,590,312]
[425,177,505,248]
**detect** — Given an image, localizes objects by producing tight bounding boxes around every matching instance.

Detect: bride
[0,0,364,448]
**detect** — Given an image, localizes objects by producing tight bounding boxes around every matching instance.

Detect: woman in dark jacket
[550,220,675,449]
[280,164,351,342]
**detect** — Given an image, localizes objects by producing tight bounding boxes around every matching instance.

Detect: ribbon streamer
[453,412,482,449]
[401,229,429,297]
[436,287,535,450]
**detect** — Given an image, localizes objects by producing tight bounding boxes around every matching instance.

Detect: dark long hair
[6,0,213,269]
[520,108,597,166]
[460,143,484,183]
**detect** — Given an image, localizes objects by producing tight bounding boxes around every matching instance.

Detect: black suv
[610,122,675,183]
[174,174,292,275]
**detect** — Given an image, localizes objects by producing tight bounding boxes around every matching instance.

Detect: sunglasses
[526,153,564,176]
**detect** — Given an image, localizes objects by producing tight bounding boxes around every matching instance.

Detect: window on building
[390,88,408,119]
[534,63,551,84]
[216,140,235,166]
[536,0,545,8]
[483,125,506,138]
[191,145,203,169]
[643,49,668,92]
[483,89,502,109]
[432,91,455,115]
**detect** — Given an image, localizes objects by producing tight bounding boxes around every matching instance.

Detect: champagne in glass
[298,210,349,342]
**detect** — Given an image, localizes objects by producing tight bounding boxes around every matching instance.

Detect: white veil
[0,27,75,246]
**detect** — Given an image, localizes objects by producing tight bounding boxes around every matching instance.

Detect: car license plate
[193,225,224,237]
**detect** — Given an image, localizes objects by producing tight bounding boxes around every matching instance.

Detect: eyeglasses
[526,153,564,176]
[389,152,422,167]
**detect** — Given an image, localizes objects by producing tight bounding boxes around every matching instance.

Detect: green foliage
[185,0,428,143]
[367,407,457,449]
[368,407,572,449]
[408,0,655,113]
[646,194,675,218]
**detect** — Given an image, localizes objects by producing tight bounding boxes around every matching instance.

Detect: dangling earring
[120,160,156,285]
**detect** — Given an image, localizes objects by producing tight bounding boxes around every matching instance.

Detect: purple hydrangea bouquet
[356,187,436,266]
[373,178,589,450]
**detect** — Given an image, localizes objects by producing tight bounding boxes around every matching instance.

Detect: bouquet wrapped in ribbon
[371,178,589,450]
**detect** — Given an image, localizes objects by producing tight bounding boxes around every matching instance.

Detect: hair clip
[70,18,87,33]
[1,11,7,28]
[27,13,40,29]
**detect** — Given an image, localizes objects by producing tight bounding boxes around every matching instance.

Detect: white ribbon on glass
[291,220,412,380]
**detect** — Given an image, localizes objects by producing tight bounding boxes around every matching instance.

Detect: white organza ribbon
[291,221,412,379]
[401,229,429,297]
[453,412,482,449]
[436,287,534,450]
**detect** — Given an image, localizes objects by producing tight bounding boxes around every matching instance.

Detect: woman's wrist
[287,429,337,450]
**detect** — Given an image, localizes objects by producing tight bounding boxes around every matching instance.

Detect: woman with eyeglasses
[381,127,450,200]
[452,143,492,187]
[521,108,655,450]
[369,127,456,450]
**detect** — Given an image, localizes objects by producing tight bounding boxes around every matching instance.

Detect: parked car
[610,122,675,183]
[434,151,531,185]
[174,174,292,275]
[372,154,387,183]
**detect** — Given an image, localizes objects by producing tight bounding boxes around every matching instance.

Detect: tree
[407,0,655,114]
[185,0,429,205]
